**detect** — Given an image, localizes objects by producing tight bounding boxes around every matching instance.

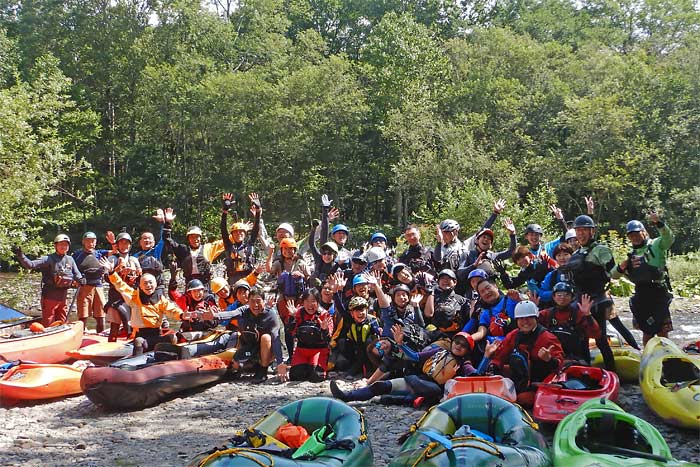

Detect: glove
[321,194,332,208]
[222,198,234,212]
[11,245,22,256]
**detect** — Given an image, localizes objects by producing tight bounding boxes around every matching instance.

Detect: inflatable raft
[80,348,235,410]
[187,397,373,466]
[553,398,697,466]
[389,393,551,467]
[640,337,700,430]
[443,375,516,402]
[533,365,619,425]
[0,321,84,364]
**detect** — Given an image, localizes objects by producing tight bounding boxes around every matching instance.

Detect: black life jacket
[224,242,255,279]
[565,243,611,298]
[433,289,466,332]
[509,325,546,392]
[77,252,103,284]
[627,241,665,287]
[182,246,212,285]
[547,307,582,360]
[296,311,329,348]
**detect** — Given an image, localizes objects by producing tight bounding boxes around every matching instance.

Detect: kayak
[590,335,641,383]
[0,361,88,402]
[0,321,84,364]
[80,348,236,410]
[640,337,700,430]
[533,365,619,425]
[443,375,517,402]
[553,398,697,466]
[187,397,373,467]
[67,341,134,365]
[389,393,551,467]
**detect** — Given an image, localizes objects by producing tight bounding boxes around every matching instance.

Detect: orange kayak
[0,362,86,401]
[443,375,517,402]
[0,321,84,363]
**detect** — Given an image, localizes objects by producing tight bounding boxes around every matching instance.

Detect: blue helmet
[331,224,349,235]
[352,274,370,287]
[370,232,387,244]
[625,220,645,234]
[467,269,489,281]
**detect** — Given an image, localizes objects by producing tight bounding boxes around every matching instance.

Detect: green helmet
[348,296,368,311]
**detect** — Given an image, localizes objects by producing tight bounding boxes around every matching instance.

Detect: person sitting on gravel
[330,326,478,408]
[288,289,334,382]
[226,287,287,383]
[328,296,380,377]
[99,256,183,356]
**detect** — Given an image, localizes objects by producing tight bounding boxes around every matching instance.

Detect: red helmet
[452,332,474,352]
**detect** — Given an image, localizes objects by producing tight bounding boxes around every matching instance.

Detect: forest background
[0,0,698,294]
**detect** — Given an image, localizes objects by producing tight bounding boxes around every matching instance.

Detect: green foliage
[668,252,700,298]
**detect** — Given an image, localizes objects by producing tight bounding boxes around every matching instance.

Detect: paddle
[587,442,670,462]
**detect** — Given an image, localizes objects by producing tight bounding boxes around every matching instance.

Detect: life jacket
[225,242,255,277]
[438,240,463,271]
[509,325,546,392]
[182,245,212,284]
[565,243,611,298]
[627,241,666,287]
[46,254,77,288]
[278,270,307,298]
[422,348,461,385]
[348,316,379,345]
[487,296,516,337]
[547,307,581,359]
[433,290,466,333]
[296,311,329,348]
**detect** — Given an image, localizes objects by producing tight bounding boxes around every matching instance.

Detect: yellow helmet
[230,223,248,232]
[210,277,229,294]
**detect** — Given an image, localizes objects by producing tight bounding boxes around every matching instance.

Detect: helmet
[365,246,387,263]
[352,274,370,287]
[476,228,494,239]
[565,229,577,241]
[116,232,133,243]
[514,300,539,319]
[276,223,295,237]
[438,269,457,281]
[524,224,543,235]
[625,220,645,234]
[230,223,248,233]
[351,250,367,263]
[210,277,228,294]
[186,226,203,237]
[186,279,205,292]
[439,219,460,232]
[467,269,489,281]
[280,238,298,249]
[392,263,408,277]
[552,282,574,295]
[53,234,71,244]
[573,215,596,229]
[320,242,339,255]
[349,296,368,310]
[370,232,387,244]
[233,280,251,293]
[391,284,411,296]
[82,231,97,240]
[331,224,349,236]
[452,332,475,351]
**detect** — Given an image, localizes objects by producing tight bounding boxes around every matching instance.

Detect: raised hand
[11,245,22,256]
[265,295,276,309]
[222,193,234,212]
[321,194,332,208]
[254,263,265,275]
[244,221,254,231]
[335,272,347,290]
[503,218,516,235]
[99,256,114,273]
[538,345,554,362]
[436,225,444,244]
[493,198,506,214]
[320,315,332,331]
[152,209,165,223]
[105,230,116,245]
[506,289,521,301]
[164,208,176,223]
[285,298,296,313]
[328,207,340,222]
[549,204,564,220]
[369,270,382,285]
[484,339,500,358]
[249,192,261,209]
[584,196,595,215]
[391,324,404,345]
[410,293,424,308]
[648,210,660,224]
[578,294,592,316]
[527,290,540,306]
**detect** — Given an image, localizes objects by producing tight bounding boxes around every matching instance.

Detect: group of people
[12,192,675,404]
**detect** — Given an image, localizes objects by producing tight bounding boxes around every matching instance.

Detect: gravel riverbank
[1,273,699,466]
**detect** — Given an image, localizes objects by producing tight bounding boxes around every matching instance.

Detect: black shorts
[630,285,673,335]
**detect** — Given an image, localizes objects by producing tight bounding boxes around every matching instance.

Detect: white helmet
[565,229,577,241]
[365,246,387,263]
[276,223,295,237]
[514,300,539,319]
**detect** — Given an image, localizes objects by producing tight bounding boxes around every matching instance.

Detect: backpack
[422,349,460,385]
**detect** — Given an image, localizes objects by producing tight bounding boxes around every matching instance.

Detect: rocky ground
[1,272,699,466]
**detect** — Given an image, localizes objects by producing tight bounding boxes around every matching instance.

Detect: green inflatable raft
[187,397,373,467]
[389,393,551,467]
[553,398,698,466]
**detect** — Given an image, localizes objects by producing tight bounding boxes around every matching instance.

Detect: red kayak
[533,365,619,424]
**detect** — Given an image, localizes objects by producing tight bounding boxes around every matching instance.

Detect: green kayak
[389,393,551,467]
[187,397,373,467]
[553,398,698,466]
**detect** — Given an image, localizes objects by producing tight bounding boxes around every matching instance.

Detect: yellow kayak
[590,336,641,383]
[640,337,700,430]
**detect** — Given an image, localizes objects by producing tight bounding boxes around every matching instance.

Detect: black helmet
[625,220,645,234]
[524,224,543,235]
[391,284,411,296]
[552,282,574,295]
[186,279,205,292]
[573,215,596,229]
